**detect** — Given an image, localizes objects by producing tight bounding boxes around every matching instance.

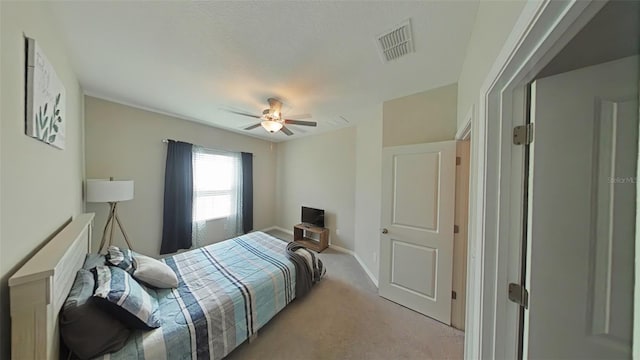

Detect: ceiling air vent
[377,19,414,62]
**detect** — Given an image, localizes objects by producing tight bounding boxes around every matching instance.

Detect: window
[193,150,238,221]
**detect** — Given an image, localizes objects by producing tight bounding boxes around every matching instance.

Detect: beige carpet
[226,230,464,360]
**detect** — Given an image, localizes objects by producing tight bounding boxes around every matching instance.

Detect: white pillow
[132,254,178,288]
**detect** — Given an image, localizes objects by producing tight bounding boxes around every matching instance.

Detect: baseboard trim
[260,226,293,236]
[328,244,353,255]
[330,245,379,288]
[274,226,293,235]
[353,252,379,288]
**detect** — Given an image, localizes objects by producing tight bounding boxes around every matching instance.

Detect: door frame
[464,1,610,359]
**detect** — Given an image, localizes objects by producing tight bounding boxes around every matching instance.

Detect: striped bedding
[98,231,296,360]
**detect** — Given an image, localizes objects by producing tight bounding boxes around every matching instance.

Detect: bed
[9,214,319,360]
[101,231,296,360]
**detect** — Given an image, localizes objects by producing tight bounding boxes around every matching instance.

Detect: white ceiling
[49,1,479,141]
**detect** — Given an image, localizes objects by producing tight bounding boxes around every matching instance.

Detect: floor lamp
[86,178,135,253]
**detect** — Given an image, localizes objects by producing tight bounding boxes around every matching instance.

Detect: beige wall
[84,96,278,257]
[383,83,458,147]
[354,107,383,281]
[456,0,527,130]
[276,127,356,250]
[0,2,85,358]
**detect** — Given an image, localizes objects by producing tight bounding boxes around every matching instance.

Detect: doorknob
[381,228,388,234]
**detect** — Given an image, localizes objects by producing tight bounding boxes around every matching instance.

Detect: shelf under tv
[293,223,329,252]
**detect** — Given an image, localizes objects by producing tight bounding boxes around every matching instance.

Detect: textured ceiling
[49,1,479,141]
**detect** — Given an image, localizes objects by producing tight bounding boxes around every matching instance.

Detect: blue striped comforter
[100,232,296,360]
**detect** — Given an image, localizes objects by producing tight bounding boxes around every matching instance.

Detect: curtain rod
[161,139,255,156]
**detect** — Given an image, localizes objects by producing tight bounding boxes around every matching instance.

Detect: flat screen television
[301,206,325,228]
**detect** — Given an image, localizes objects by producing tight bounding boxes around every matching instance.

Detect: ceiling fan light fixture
[261,120,283,133]
[226,98,315,136]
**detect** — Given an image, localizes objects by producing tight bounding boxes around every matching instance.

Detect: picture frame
[25,36,66,149]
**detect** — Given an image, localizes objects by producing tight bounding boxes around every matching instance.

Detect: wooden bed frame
[9,213,94,360]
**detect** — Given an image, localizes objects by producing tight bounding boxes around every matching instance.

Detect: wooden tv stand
[293,224,329,252]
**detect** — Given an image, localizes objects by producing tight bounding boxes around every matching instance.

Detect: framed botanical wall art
[25,36,66,149]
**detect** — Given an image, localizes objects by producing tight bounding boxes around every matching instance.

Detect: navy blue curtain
[241,152,253,234]
[161,140,193,254]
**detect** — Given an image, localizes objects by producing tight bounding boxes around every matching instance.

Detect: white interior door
[525,56,638,359]
[379,141,455,324]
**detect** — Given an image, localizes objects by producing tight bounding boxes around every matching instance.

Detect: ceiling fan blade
[285,119,317,127]
[280,126,293,136]
[244,123,262,130]
[286,113,312,120]
[224,109,261,119]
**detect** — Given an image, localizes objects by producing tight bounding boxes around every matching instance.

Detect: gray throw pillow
[60,269,130,360]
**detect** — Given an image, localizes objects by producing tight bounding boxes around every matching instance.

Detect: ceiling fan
[225,98,317,136]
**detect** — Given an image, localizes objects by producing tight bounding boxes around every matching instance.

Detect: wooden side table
[293,224,329,252]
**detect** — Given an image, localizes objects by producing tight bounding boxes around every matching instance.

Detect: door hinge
[513,124,534,145]
[508,283,529,308]
[453,225,459,234]
[456,156,461,165]
[452,290,457,300]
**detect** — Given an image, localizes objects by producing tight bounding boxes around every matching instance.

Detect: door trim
[635,106,640,360]
[466,1,609,359]
[456,106,473,141]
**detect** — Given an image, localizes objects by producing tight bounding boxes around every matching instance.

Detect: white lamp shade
[86,179,134,203]
[261,120,283,133]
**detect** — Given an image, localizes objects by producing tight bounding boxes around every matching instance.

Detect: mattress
[99,231,296,360]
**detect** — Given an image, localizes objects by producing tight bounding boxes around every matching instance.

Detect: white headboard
[9,213,94,360]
